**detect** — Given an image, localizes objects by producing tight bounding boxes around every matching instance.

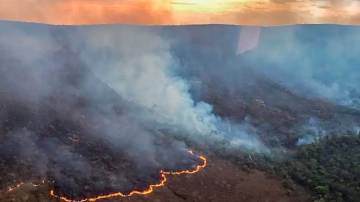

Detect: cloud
[0,0,359,25]
[0,0,173,25]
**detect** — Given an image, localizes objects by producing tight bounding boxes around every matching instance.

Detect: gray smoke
[296,117,327,145]
[71,26,267,152]
[76,27,219,138]
[239,25,360,109]
[0,22,268,195]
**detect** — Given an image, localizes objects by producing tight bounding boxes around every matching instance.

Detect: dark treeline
[274,134,360,202]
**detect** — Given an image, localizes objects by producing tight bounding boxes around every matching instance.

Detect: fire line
[7,182,25,192]
[5,150,207,202]
[6,180,46,192]
[50,150,207,202]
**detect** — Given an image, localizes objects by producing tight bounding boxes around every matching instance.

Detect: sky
[0,0,359,25]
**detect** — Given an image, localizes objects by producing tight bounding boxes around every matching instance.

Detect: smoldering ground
[0,22,267,198]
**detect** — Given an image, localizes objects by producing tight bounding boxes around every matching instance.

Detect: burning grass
[4,151,207,202]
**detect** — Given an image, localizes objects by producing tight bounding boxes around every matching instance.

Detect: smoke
[76,26,268,152]
[0,22,267,197]
[241,25,360,109]
[240,25,360,145]
[296,117,327,145]
[75,27,219,137]
[1,21,360,201]
[161,25,360,151]
[4,21,359,196]
[0,22,189,194]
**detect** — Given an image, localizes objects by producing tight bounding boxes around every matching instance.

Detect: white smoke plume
[77,27,218,137]
[296,117,327,145]
[0,22,268,183]
[74,26,267,152]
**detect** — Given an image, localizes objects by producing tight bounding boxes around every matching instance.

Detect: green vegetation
[276,135,360,202]
[202,131,360,202]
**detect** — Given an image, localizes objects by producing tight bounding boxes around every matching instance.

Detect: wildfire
[3,150,207,202]
[5,180,46,193]
[50,150,207,202]
[7,182,25,192]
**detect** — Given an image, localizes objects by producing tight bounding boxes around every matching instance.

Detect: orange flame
[7,182,25,192]
[50,150,207,202]
[5,180,46,193]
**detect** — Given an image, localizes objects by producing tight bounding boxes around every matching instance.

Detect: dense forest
[223,133,360,202]
[275,134,360,202]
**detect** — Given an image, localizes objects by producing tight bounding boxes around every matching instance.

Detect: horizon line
[1,19,359,28]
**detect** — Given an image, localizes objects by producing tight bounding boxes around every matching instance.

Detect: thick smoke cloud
[165,25,360,148]
[241,25,360,109]
[75,27,219,137]
[235,26,360,144]
[2,22,358,197]
[69,26,267,152]
[0,22,267,197]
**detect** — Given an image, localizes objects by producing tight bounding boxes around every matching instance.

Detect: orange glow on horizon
[0,0,173,25]
[0,0,359,25]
